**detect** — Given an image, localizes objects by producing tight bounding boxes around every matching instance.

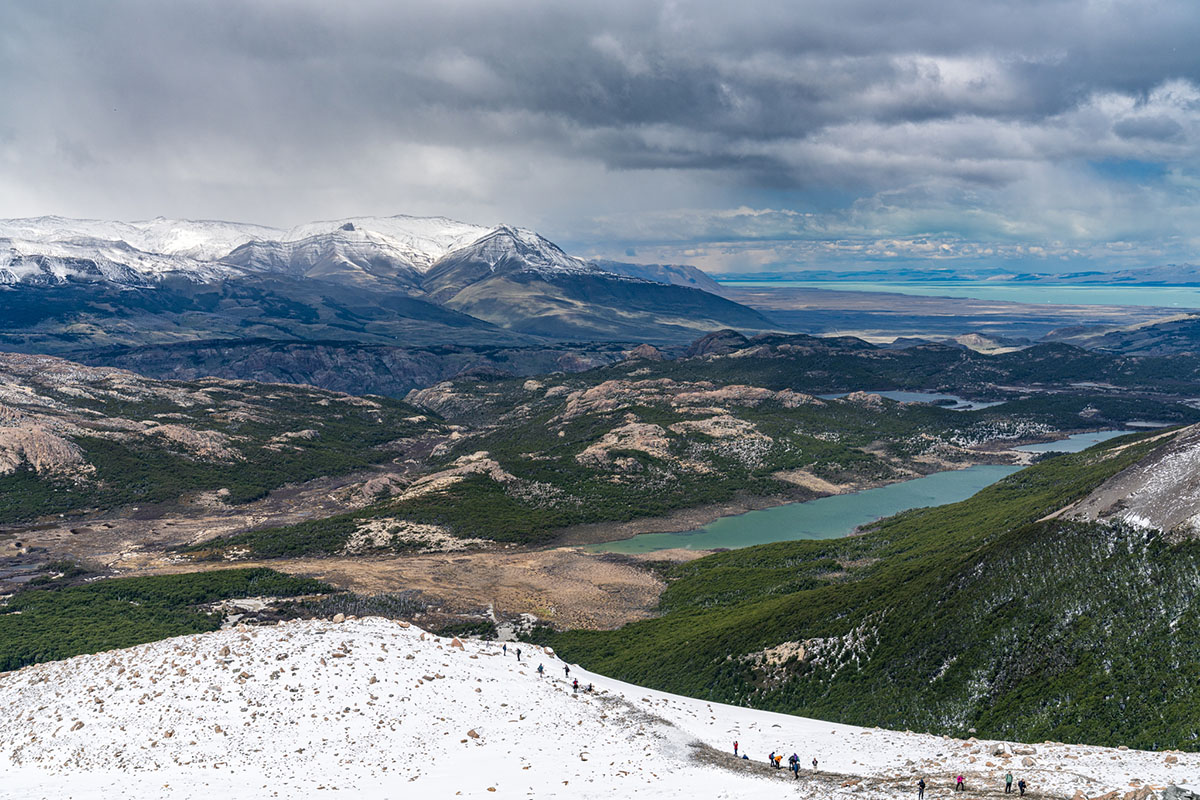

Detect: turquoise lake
[592,431,1123,555]
[719,280,1200,308]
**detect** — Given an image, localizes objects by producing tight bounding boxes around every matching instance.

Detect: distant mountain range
[721,263,1200,285]
[0,215,777,388]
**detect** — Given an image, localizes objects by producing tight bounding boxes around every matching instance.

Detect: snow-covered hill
[1,617,1192,799]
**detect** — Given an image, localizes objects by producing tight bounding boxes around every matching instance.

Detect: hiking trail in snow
[1,617,1194,799]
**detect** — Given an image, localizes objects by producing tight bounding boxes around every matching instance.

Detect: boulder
[1123,789,1156,800]
[1023,756,1036,767]
[1164,787,1200,800]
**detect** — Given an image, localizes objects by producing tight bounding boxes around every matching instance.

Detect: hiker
[769,751,776,769]
[742,754,748,760]
[564,664,570,678]
[573,678,579,692]
[502,643,507,656]
[774,754,783,769]
[1018,779,1027,796]
[516,647,522,662]
[733,741,739,756]
[537,663,544,676]
[586,683,593,693]
[955,774,965,792]
[917,778,926,800]
[1005,772,1013,793]
[790,754,800,780]
[812,757,818,771]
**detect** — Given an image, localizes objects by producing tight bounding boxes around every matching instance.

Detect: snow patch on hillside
[1,618,1195,799]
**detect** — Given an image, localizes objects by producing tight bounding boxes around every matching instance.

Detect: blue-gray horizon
[2,0,1198,274]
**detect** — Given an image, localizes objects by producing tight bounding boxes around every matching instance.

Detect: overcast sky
[3,0,1200,272]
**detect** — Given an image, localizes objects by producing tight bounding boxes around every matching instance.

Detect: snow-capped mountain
[0,213,777,348]
[0,215,593,288]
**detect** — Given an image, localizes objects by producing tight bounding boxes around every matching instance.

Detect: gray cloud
[1,0,1199,270]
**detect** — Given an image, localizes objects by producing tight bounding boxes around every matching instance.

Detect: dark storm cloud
[1,0,1199,269]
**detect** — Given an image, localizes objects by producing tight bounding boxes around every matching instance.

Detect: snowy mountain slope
[1066,424,1200,532]
[422,225,601,303]
[0,216,281,261]
[0,237,233,286]
[221,230,429,290]
[280,215,491,271]
[1,617,1191,799]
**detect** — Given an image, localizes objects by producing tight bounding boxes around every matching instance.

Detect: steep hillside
[2,616,1193,799]
[0,275,532,355]
[1066,426,1200,532]
[554,429,1200,750]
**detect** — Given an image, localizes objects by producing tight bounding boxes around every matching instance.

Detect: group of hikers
[504,643,1034,796]
[733,742,819,779]
[733,740,1030,795]
[502,642,594,692]
[923,773,1027,796]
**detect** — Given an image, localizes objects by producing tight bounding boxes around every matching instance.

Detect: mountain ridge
[0,214,778,350]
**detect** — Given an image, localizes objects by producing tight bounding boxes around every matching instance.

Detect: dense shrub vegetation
[552,431,1200,750]
[0,568,330,671]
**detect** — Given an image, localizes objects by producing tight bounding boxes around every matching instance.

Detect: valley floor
[1,618,1190,799]
[4,443,1031,630]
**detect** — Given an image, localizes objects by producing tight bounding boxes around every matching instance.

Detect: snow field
[1,617,1196,799]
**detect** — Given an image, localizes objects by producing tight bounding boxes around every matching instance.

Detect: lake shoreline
[574,429,1131,555]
